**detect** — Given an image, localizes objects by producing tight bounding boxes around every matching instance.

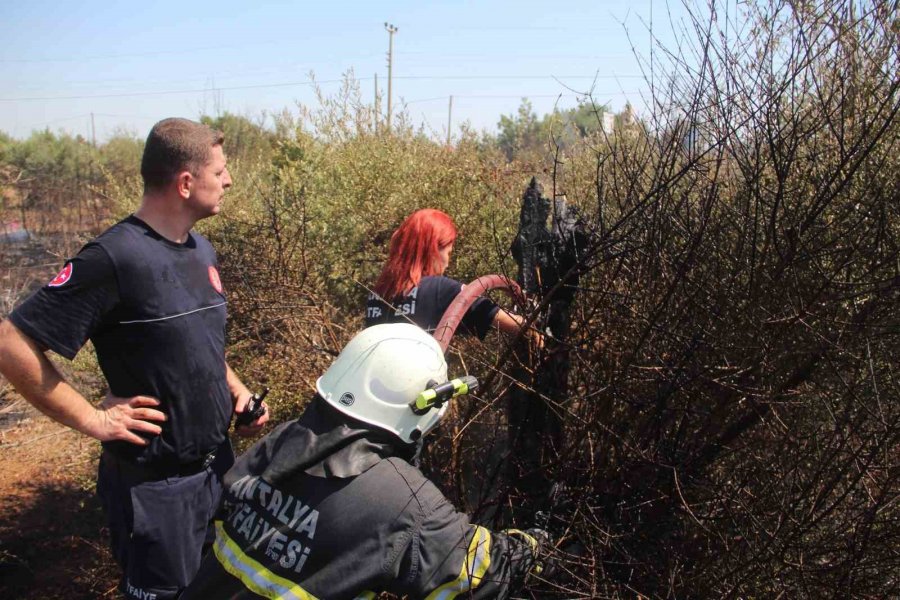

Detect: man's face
[188,144,232,219]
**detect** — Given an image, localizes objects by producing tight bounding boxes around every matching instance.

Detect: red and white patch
[48,263,73,287]
[208,265,223,294]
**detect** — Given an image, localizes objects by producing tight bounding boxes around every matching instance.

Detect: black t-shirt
[9,216,232,465]
[364,275,499,339]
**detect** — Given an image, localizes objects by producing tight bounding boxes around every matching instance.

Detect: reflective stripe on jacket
[182,413,538,600]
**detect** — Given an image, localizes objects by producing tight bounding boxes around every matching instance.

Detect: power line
[13,112,157,133]
[27,113,92,126]
[450,26,566,30]
[395,75,643,80]
[0,78,349,102]
[0,41,285,64]
[406,92,637,104]
[396,52,633,59]
[3,53,382,92]
[0,74,643,102]
[6,63,338,92]
[0,26,626,63]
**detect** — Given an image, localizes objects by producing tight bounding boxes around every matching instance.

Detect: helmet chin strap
[410,403,449,441]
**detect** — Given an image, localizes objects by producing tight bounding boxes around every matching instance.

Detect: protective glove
[506,527,558,579]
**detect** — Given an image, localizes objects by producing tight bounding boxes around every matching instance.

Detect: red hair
[374,209,458,300]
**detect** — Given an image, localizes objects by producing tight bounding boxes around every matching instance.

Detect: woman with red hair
[365,208,534,340]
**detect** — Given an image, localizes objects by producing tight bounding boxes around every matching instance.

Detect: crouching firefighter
[182,323,554,599]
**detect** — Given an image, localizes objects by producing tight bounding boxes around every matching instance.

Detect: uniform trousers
[97,442,234,600]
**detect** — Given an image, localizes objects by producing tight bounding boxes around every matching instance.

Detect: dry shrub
[443,1,899,597]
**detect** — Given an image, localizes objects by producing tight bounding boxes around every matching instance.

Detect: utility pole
[90,113,96,147]
[447,95,453,146]
[384,22,398,132]
[374,73,379,134]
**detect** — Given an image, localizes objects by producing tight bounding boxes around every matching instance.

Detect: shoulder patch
[208,265,223,294]
[48,263,73,287]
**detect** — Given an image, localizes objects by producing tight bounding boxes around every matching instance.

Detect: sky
[0,0,683,143]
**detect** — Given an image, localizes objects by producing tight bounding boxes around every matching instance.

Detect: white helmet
[316,323,449,443]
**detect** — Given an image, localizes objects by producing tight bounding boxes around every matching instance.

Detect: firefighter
[365,208,539,344]
[182,323,554,599]
[0,118,268,600]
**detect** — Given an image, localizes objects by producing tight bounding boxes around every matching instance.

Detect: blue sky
[0,0,681,142]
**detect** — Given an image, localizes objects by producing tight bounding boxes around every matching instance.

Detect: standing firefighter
[183,323,554,599]
[0,118,268,599]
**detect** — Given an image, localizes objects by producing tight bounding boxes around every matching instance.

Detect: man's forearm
[226,361,270,435]
[0,319,165,445]
[225,362,251,407]
[0,319,100,436]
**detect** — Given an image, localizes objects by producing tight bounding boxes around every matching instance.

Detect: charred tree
[506,177,586,500]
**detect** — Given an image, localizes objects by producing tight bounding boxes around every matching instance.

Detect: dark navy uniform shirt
[10,216,232,465]
[364,275,500,339]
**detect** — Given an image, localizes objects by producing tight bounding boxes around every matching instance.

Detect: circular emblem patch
[48,263,73,287]
[338,393,355,407]
[208,266,223,294]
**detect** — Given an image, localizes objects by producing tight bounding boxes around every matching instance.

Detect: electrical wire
[1,74,642,102]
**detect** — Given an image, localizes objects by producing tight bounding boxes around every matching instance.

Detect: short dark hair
[140,118,224,192]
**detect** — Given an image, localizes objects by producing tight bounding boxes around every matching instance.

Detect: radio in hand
[234,387,268,428]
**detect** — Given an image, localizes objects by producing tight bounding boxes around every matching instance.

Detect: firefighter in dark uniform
[182,323,555,599]
[0,118,269,599]
[365,208,538,343]
[366,272,501,339]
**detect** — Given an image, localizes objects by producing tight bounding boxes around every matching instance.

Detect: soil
[0,236,119,599]
[0,380,118,599]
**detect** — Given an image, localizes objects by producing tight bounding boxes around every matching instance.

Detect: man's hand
[507,527,558,579]
[86,393,167,445]
[234,391,269,437]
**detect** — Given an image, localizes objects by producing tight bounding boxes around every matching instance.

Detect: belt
[166,450,219,477]
[103,447,219,481]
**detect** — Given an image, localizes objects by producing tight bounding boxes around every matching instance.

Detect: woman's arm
[492,310,544,347]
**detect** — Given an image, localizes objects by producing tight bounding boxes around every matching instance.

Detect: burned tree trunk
[506,177,586,499]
